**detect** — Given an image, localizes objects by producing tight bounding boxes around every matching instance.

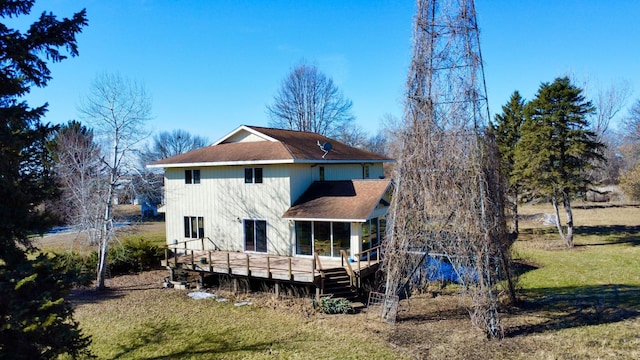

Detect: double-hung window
[184,216,204,239]
[244,167,263,184]
[185,169,200,184]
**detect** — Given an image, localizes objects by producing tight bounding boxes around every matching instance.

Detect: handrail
[356,244,382,265]
[167,237,219,251]
[340,250,356,287]
[313,251,323,272]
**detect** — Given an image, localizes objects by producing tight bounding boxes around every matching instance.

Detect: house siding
[164,165,293,255]
[163,162,388,258]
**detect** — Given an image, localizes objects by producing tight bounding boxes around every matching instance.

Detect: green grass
[72,284,402,359]
[62,202,640,359]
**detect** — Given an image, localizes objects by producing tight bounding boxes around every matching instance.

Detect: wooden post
[245,253,250,276]
[357,257,361,289]
[201,238,204,251]
[275,281,280,298]
[288,258,292,280]
[267,256,271,279]
[199,272,204,288]
[191,250,195,270]
[208,251,212,272]
[226,252,231,274]
[173,247,178,267]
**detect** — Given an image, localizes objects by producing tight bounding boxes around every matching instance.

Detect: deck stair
[321,267,358,300]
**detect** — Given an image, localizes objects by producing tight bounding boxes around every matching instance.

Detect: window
[183,216,204,238]
[295,221,351,258]
[244,219,267,252]
[364,164,370,179]
[362,217,382,251]
[185,169,200,184]
[319,166,325,181]
[332,222,351,257]
[244,167,263,184]
[295,221,312,255]
[314,222,331,256]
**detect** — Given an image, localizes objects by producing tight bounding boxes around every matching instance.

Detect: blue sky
[12,0,640,143]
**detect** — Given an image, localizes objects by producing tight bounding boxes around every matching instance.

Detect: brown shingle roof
[150,125,392,167]
[246,126,391,162]
[283,180,391,221]
[150,141,292,165]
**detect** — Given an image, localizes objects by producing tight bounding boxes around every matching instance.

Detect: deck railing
[164,247,321,281]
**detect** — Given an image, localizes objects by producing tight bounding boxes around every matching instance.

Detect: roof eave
[146,158,394,169]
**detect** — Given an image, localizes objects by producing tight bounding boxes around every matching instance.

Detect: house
[148,125,394,296]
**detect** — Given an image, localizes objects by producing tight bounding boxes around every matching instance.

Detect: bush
[49,251,96,287]
[108,237,164,275]
[620,163,640,201]
[318,296,354,314]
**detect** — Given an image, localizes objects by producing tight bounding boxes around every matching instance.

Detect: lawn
[54,203,640,359]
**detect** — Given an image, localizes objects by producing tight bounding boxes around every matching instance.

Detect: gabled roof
[283,180,392,222]
[149,125,393,168]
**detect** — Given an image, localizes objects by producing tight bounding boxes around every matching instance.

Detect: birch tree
[78,73,151,289]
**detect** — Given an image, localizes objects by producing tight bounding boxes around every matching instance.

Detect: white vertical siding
[164,165,293,255]
[288,164,314,203]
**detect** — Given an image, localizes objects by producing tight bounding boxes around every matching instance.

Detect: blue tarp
[422,256,479,283]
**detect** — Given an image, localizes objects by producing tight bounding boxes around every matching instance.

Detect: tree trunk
[562,191,574,248]
[96,140,118,289]
[551,195,566,243]
[511,195,519,235]
[96,237,109,289]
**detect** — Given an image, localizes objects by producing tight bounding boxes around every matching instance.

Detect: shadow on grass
[574,225,640,246]
[572,203,640,210]
[506,284,640,338]
[69,287,126,305]
[111,320,284,359]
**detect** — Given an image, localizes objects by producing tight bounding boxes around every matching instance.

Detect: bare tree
[267,61,355,138]
[135,129,208,215]
[584,80,632,141]
[51,121,109,247]
[140,129,209,165]
[78,73,151,289]
[583,81,631,185]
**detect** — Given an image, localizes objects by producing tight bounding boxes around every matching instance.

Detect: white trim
[147,158,394,169]
[284,217,366,223]
[212,125,280,146]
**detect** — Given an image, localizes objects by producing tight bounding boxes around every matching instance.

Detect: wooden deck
[163,244,383,286]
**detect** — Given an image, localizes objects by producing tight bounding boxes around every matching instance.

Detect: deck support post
[199,272,205,289]
[232,277,238,294]
[275,281,280,298]
[267,257,271,279]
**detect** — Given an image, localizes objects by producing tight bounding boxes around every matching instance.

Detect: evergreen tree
[492,91,526,235]
[514,77,604,247]
[0,1,90,358]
